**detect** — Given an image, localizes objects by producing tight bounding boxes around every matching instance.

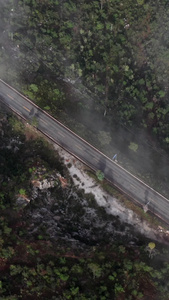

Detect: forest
[1,0,169,147]
[1,1,169,298]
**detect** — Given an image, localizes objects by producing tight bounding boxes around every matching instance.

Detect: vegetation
[96,169,105,181]
[1,0,169,199]
[0,108,169,299]
[1,1,169,297]
[1,0,169,147]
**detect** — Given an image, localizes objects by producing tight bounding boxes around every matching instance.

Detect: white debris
[54,144,169,242]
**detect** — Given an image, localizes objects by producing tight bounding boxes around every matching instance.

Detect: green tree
[96,170,104,181]
[19,188,26,196]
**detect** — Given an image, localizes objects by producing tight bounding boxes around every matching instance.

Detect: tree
[88,263,102,278]
[19,188,26,196]
[98,131,111,146]
[145,242,158,258]
[128,142,138,152]
[96,170,104,181]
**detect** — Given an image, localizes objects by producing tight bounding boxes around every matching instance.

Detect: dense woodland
[0,108,169,300]
[1,0,169,147]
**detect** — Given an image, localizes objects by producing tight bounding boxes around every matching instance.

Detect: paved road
[1,79,169,225]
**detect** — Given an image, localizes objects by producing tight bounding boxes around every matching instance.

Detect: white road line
[58,131,65,137]
[7,94,14,100]
[75,144,82,150]
[130,184,136,190]
[93,157,99,162]
[40,118,47,124]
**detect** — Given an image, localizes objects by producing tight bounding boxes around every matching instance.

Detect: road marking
[75,144,82,150]
[148,197,154,203]
[40,118,47,124]
[93,157,99,162]
[7,94,14,100]
[58,131,65,137]
[113,172,120,178]
[23,106,30,112]
[130,184,136,190]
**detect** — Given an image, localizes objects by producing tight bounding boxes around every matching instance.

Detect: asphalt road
[1,79,169,225]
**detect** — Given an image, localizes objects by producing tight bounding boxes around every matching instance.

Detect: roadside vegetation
[88,168,169,230]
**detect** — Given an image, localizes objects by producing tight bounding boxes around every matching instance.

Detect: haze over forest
[1,0,169,138]
[1,0,169,197]
[1,1,169,299]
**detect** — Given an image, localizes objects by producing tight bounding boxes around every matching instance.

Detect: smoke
[0,0,16,81]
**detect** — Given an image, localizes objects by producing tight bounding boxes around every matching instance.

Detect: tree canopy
[1,0,169,147]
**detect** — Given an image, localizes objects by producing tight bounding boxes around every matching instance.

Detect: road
[1,78,169,225]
